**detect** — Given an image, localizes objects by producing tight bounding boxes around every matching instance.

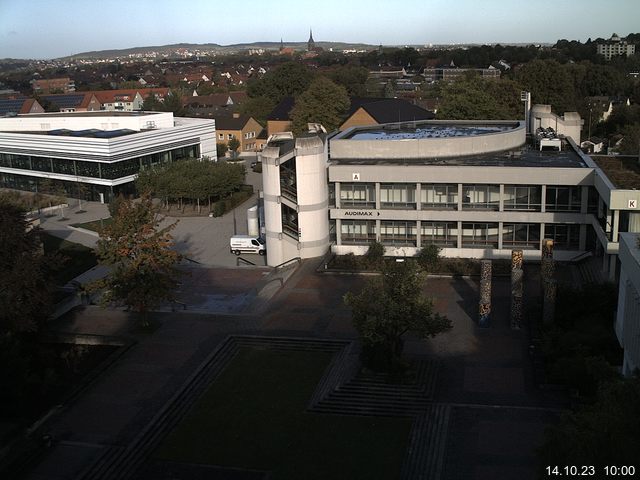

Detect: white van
[229,235,266,256]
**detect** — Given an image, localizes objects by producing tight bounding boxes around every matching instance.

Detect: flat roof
[346,123,516,140]
[16,111,160,118]
[330,142,587,168]
[593,156,640,189]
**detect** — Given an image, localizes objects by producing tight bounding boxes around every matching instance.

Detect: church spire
[307,28,315,51]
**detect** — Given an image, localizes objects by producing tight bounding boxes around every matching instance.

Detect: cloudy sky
[1,0,639,59]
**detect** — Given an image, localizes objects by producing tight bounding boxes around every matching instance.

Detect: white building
[0,111,216,202]
[615,233,640,376]
[597,33,636,60]
[261,113,640,281]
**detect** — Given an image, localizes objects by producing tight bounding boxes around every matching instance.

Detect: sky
[1,0,639,59]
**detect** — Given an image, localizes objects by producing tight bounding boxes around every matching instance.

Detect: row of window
[0,145,199,180]
[335,183,593,212]
[340,220,580,250]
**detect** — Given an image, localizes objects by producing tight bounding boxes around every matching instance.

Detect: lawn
[41,233,97,285]
[71,217,112,233]
[155,347,412,480]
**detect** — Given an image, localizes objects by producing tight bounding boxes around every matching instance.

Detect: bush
[210,186,254,217]
[416,244,441,271]
[364,241,385,269]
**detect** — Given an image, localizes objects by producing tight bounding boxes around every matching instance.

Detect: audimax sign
[344,211,381,216]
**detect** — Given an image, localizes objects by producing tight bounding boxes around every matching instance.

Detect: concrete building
[31,77,76,94]
[260,110,640,278]
[615,233,640,376]
[0,111,216,202]
[597,33,636,60]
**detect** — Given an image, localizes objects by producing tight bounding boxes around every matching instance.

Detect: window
[281,204,298,239]
[421,184,458,209]
[544,224,580,250]
[421,222,457,247]
[340,183,375,208]
[380,221,417,246]
[380,183,416,209]
[341,220,376,244]
[227,134,234,140]
[461,222,499,248]
[545,186,581,212]
[462,185,500,210]
[502,223,540,249]
[218,133,223,140]
[52,158,76,176]
[503,186,541,211]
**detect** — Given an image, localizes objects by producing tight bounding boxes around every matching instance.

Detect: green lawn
[71,217,112,233]
[155,348,412,480]
[41,233,97,285]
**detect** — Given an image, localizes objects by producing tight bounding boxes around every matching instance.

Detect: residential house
[40,93,101,112]
[184,92,247,118]
[266,97,295,136]
[340,98,435,131]
[32,77,76,94]
[215,114,264,152]
[0,98,44,116]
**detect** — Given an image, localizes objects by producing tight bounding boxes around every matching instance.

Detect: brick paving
[19,260,567,480]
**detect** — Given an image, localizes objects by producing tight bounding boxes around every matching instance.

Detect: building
[340,98,435,131]
[0,98,44,116]
[266,97,295,136]
[597,33,636,60]
[0,111,216,202]
[93,88,171,112]
[422,66,501,82]
[615,233,640,376]
[31,77,76,94]
[39,93,102,113]
[260,108,640,279]
[215,114,264,152]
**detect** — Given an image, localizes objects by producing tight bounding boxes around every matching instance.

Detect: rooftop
[346,123,515,140]
[17,111,159,118]
[331,140,587,168]
[593,156,640,190]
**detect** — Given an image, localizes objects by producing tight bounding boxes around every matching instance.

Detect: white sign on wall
[352,173,360,181]
[629,199,637,209]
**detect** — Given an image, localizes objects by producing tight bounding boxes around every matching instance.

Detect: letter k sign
[629,199,637,209]
[352,173,360,181]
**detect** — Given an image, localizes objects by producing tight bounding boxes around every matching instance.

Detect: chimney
[233,112,240,118]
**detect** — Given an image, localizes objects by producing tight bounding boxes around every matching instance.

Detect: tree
[246,62,314,104]
[364,240,385,269]
[228,137,241,155]
[619,123,640,156]
[92,196,182,327]
[0,201,53,334]
[515,59,577,113]
[141,91,161,111]
[290,77,350,134]
[416,244,441,271]
[239,96,277,124]
[344,261,451,371]
[325,65,369,97]
[538,376,640,468]
[216,142,228,158]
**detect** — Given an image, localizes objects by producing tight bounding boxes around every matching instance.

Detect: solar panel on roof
[0,99,25,115]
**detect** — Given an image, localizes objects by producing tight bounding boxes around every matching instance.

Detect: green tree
[437,75,523,120]
[228,138,241,154]
[364,240,385,269]
[326,65,369,97]
[246,62,314,103]
[141,91,161,111]
[290,77,350,134]
[344,261,451,371]
[538,376,640,469]
[515,59,577,113]
[92,196,182,327]
[239,96,277,124]
[0,201,53,334]
[619,123,640,156]
[216,142,228,158]
[416,244,441,271]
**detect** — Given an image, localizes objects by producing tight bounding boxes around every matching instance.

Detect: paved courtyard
[20,257,565,480]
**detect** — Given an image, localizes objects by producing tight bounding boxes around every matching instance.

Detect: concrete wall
[616,233,640,376]
[0,111,175,131]
[331,121,525,159]
[530,105,582,144]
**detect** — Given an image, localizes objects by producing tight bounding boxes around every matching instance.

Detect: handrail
[237,256,256,266]
[274,257,301,270]
[567,250,593,263]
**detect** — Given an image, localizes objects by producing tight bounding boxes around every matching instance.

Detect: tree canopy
[290,77,350,133]
[0,201,53,334]
[246,62,314,104]
[344,260,451,370]
[436,75,524,120]
[92,196,182,326]
[515,59,578,113]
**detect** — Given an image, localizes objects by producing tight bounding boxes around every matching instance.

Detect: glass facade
[421,222,457,247]
[545,186,581,212]
[421,184,458,209]
[380,183,416,209]
[461,222,499,248]
[0,144,199,181]
[502,223,541,249]
[544,224,580,250]
[380,220,417,246]
[341,220,376,244]
[281,204,299,239]
[503,185,541,211]
[340,183,375,208]
[462,185,500,210]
